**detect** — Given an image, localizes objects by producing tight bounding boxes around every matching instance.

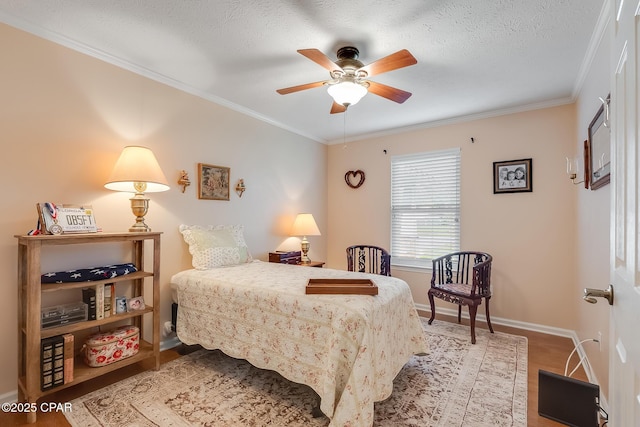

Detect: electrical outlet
[597,332,602,351]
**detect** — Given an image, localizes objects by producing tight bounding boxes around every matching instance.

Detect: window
[391,148,461,268]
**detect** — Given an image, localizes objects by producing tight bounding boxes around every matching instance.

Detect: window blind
[391,147,461,268]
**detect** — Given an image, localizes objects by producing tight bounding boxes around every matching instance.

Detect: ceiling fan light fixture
[327,81,368,107]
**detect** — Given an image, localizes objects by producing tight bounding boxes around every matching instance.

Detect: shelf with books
[38,306,154,339]
[15,232,161,424]
[17,340,154,399]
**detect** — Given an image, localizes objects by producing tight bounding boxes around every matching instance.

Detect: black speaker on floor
[538,369,600,427]
[171,302,178,332]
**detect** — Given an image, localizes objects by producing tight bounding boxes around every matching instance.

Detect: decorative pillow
[179,225,252,269]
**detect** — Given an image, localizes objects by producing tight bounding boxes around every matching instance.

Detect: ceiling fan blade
[366,81,412,104]
[276,81,326,95]
[297,49,343,72]
[358,49,417,77]
[330,102,347,114]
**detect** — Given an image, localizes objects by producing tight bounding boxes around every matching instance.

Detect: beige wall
[327,104,579,329]
[0,24,327,398]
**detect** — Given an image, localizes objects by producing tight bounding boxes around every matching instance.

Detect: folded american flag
[41,263,137,283]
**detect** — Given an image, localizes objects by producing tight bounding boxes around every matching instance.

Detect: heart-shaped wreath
[345,170,365,189]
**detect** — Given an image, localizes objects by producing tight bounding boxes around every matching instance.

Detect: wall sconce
[235,179,246,197]
[599,95,610,128]
[178,170,191,193]
[566,156,584,185]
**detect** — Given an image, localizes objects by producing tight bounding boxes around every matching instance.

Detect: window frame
[390,147,461,269]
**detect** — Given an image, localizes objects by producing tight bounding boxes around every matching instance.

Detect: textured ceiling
[0,0,605,143]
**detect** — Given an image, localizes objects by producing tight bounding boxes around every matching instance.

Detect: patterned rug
[65,319,527,426]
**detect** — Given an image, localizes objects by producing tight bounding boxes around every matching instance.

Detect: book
[41,335,64,391]
[40,336,55,391]
[62,333,74,384]
[52,336,65,389]
[82,287,97,320]
[110,284,116,316]
[104,284,113,318]
[95,284,104,320]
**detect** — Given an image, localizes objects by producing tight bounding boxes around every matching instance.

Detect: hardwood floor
[2,317,587,426]
[491,321,590,426]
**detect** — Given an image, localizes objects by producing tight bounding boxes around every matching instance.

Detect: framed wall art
[198,163,230,201]
[587,94,610,190]
[493,158,533,194]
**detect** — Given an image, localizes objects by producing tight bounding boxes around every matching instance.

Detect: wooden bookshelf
[15,232,161,423]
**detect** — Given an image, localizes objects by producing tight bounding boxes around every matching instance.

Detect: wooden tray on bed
[305,278,378,295]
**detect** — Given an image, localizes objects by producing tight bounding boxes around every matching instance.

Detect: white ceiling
[0,0,605,143]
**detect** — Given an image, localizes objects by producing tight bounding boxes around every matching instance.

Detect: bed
[171,225,428,426]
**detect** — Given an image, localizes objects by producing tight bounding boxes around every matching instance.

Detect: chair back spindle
[346,245,391,276]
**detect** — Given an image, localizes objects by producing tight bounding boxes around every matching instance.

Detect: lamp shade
[104,146,170,193]
[327,81,368,107]
[290,213,321,237]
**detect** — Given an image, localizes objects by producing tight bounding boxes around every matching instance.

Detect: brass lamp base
[129,194,151,232]
[300,237,311,264]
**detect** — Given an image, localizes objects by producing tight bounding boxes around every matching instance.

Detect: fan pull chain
[343,109,348,149]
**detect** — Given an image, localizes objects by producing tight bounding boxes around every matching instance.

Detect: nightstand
[268,252,324,268]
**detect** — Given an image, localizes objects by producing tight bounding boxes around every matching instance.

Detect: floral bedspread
[171,261,427,427]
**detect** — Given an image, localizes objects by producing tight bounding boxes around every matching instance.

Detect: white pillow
[179,224,252,269]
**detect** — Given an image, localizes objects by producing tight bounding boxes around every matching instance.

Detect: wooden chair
[428,251,493,344]
[346,245,391,276]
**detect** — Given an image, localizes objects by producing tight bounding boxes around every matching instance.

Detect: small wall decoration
[345,170,366,189]
[198,163,230,200]
[235,179,246,197]
[493,158,533,194]
[177,170,191,193]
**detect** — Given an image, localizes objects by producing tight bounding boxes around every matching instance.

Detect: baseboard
[160,336,182,351]
[415,303,578,338]
[415,303,601,385]
[0,389,18,405]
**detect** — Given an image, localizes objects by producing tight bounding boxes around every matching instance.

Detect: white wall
[0,24,327,399]
[574,16,611,397]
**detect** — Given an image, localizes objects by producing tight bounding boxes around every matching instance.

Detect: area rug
[65,319,527,426]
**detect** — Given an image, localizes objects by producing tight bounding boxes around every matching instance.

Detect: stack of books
[41,333,74,391]
[82,283,116,319]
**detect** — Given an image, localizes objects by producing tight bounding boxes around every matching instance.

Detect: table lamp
[291,213,321,264]
[104,146,170,232]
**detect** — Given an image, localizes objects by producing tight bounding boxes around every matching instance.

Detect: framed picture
[198,163,230,200]
[587,94,610,190]
[493,158,533,194]
[126,296,145,311]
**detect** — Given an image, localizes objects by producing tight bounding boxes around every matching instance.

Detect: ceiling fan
[276,46,417,114]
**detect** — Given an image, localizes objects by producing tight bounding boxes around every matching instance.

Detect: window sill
[391,264,432,274]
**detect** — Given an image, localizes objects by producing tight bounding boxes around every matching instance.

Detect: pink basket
[84,325,139,367]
